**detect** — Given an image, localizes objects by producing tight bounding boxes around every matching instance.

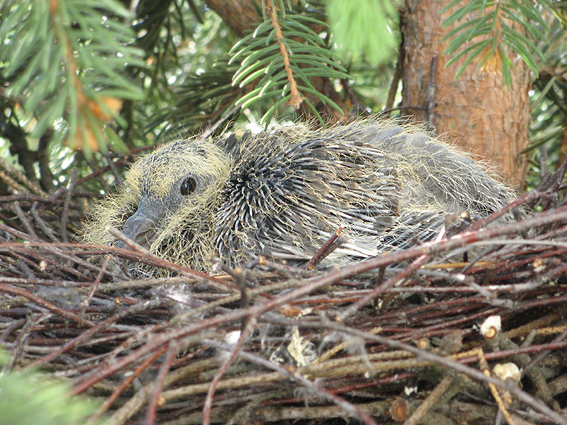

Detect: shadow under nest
[0,153,567,425]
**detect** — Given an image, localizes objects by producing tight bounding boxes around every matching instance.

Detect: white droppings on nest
[214,330,243,364]
[287,327,317,368]
[480,315,502,339]
[493,362,522,406]
[493,362,521,382]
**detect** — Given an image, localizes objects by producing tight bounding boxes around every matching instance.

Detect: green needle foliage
[523,14,567,188]
[0,351,100,425]
[229,11,351,126]
[0,0,146,154]
[150,55,244,139]
[442,0,548,87]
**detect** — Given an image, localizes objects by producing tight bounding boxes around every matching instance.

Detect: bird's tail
[349,121,516,217]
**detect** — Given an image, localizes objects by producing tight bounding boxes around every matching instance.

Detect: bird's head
[88,139,232,269]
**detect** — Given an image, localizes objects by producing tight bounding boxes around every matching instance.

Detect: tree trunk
[205,0,262,37]
[401,0,531,190]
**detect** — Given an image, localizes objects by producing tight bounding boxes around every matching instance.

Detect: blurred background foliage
[0,350,101,425]
[0,0,566,194]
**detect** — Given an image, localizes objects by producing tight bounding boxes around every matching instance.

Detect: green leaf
[261,93,292,124]
[237,89,283,108]
[236,44,280,71]
[441,0,551,85]
[297,85,343,114]
[301,97,325,127]
[442,0,484,27]
[292,54,349,72]
[236,67,272,88]
[502,22,545,62]
[447,39,491,78]
[500,44,512,87]
[503,30,539,74]
[230,34,279,63]
[443,20,491,55]
[0,350,100,425]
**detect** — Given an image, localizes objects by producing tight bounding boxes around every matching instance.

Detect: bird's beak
[119,200,162,248]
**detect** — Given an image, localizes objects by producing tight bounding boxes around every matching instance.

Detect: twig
[306,225,346,270]
[203,318,256,425]
[31,299,168,368]
[265,0,302,108]
[523,327,567,375]
[87,345,169,425]
[12,202,38,239]
[0,284,94,326]
[106,226,235,292]
[145,341,178,425]
[60,167,78,243]
[338,252,430,322]
[204,338,379,425]
[80,255,111,314]
[2,313,48,373]
[295,321,567,425]
[404,375,453,425]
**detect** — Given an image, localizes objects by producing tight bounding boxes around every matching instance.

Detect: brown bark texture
[205,0,262,37]
[401,0,531,189]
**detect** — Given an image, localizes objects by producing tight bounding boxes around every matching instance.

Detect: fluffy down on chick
[83,119,516,271]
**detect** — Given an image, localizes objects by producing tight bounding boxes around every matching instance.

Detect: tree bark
[205,0,262,37]
[401,0,531,189]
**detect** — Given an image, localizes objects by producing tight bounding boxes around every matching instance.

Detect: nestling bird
[84,119,515,271]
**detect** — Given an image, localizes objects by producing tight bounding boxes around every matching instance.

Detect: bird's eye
[180,177,197,196]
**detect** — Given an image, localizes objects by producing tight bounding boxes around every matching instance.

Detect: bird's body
[84,119,516,271]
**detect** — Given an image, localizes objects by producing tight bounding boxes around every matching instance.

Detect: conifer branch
[265,0,303,108]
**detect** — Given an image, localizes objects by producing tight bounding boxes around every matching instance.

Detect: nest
[1,154,567,425]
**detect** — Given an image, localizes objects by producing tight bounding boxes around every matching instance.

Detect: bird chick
[83,119,516,271]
